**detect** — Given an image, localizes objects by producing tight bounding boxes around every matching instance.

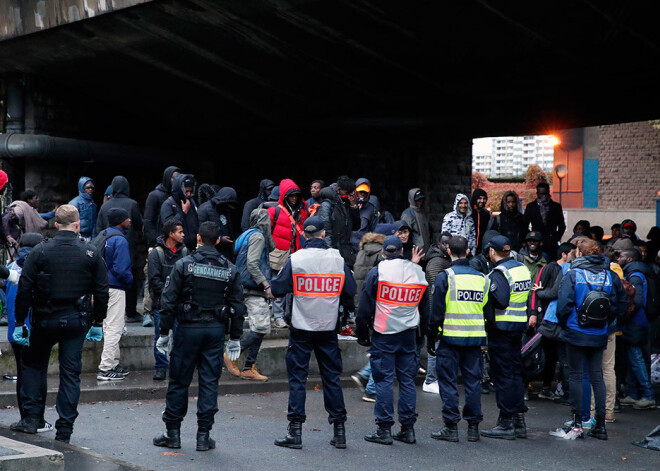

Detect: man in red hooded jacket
[268,179,309,328]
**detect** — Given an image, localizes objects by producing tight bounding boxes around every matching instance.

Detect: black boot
[330,422,346,449]
[153,429,181,448]
[513,413,527,439]
[393,424,416,444]
[196,429,216,451]
[587,416,607,440]
[274,422,303,449]
[10,417,39,434]
[431,423,459,442]
[467,423,480,442]
[481,416,515,440]
[364,426,393,445]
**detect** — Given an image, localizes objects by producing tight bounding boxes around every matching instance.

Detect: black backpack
[91,229,126,258]
[521,330,545,379]
[577,271,610,328]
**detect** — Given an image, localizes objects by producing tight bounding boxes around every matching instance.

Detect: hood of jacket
[211,187,238,206]
[157,166,180,193]
[249,207,276,251]
[499,190,521,216]
[452,193,471,218]
[171,173,196,203]
[426,244,448,261]
[278,178,303,207]
[572,254,610,273]
[622,260,649,278]
[258,179,275,200]
[155,234,185,252]
[320,183,341,203]
[470,188,488,213]
[407,187,421,208]
[77,177,94,201]
[17,246,33,267]
[111,176,130,198]
[359,232,385,252]
[480,229,500,255]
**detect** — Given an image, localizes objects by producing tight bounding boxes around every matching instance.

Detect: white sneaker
[423,381,440,394]
[37,421,53,433]
[273,318,288,329]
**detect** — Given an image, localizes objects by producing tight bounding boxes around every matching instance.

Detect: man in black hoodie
[241,179,275,232]
[318,176,360,267]
[199,187,239,261]
[470,189,492,254]
[144,166,180,247]
[161,174,199,251]
[96,176,144,322]
[492,191,526,252]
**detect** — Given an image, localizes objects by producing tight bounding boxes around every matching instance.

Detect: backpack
[154,245,189,266]
[521,330,545,379]
[577,270,610,328]
[642,270,659,322]
[91,229,126,258]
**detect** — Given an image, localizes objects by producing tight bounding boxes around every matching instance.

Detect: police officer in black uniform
[10,205,109,443]
[153,221,246,452]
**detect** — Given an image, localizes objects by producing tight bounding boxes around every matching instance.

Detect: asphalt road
[0,386,658,471]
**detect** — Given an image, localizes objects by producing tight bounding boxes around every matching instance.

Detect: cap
[303,216,324,233]
[107,208,130,226]
[413,190,425,201]
[487,235,512,252]
[525,231,542,241]
[383,235,403,253]
[622,221,636,229]
[612,238,634,250]
[356,183,370,193]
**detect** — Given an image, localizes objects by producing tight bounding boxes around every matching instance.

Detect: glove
[427,333,438,356]
[225,339,241,361]
[85,326,103,342]
[156,335,170,356]
[7,269,19,285]
[357,336,371,347]
[12,325,30,347]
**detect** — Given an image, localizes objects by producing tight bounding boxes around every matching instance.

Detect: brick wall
[599,121,660,209]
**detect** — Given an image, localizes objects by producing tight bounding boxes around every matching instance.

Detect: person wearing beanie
[95,207,133,381]
[356,234,429,446]
[104,185,113,203]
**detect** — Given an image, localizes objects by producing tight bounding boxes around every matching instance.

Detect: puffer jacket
[267,179,308,253]
[198,187,238,260]
[318,183,360,266]
[353,232,385,305]
[441,193,476,253]
[400,187,431,254]
[68,176,97,238]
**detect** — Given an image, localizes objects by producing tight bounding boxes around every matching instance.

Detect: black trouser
[557,342,570,396]
[487,329,527,418]
[614,335,628,397]
[20,312,88,437]
[11,343,25,419]
[566,343,606,418]
[286,328,346,424]
[240,331,265,370]
[542,337,559,389]
[163,323,225,431]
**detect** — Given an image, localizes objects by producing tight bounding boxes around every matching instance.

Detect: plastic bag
[651,354,660,384]
[633,425,660,451]
[550,426,583,440]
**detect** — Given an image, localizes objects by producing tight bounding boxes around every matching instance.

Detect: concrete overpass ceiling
[1,0,659,145]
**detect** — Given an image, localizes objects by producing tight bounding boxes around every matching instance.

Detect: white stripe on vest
[291,248,345,331]
[374,258,428,334]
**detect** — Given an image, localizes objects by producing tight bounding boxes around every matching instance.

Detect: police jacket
[557,255,626,348]
[356,255,429,341]
[159,245,246,339]
[430,259,489,347]
[147,235,188,308]
[486,257,531,333]
[15,230,109,326]
[271,237,356,331]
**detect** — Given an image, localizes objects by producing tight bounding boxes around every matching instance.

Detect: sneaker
[0,314,8,326]
[605,412,616,423]
[338,327,356,337]
[351,374,368,392]
[97,369,125,381]
[142,313,153,327]
[563,417,595,429]
[362,392,376,403]
[153,368,167,381]
[538,388,557,400]
[619,396,638,406]
[633,398,656,410]
[240,365,269,381]
[423,381,440,394]
[273,318,288,329]
[37,421,54,433]
[112,364,130,376]
[125,313,142,323]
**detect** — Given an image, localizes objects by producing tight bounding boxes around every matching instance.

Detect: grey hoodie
[400,187,431,254]
[441,193,476,252]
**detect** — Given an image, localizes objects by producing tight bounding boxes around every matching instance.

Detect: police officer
[356,235,429,445]
[10,205,109,443]
[153,221,246,452]
[428,236,489,443]
[272,216,356,450]
[480,235,531,440]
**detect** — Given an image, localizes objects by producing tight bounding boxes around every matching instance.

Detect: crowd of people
[0,166,658,448]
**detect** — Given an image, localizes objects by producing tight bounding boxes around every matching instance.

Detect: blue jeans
[626,345,654,400]
[358,363,377,394]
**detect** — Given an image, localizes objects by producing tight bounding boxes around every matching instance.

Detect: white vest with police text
[374,258,428,334]
[291,247,345,331]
